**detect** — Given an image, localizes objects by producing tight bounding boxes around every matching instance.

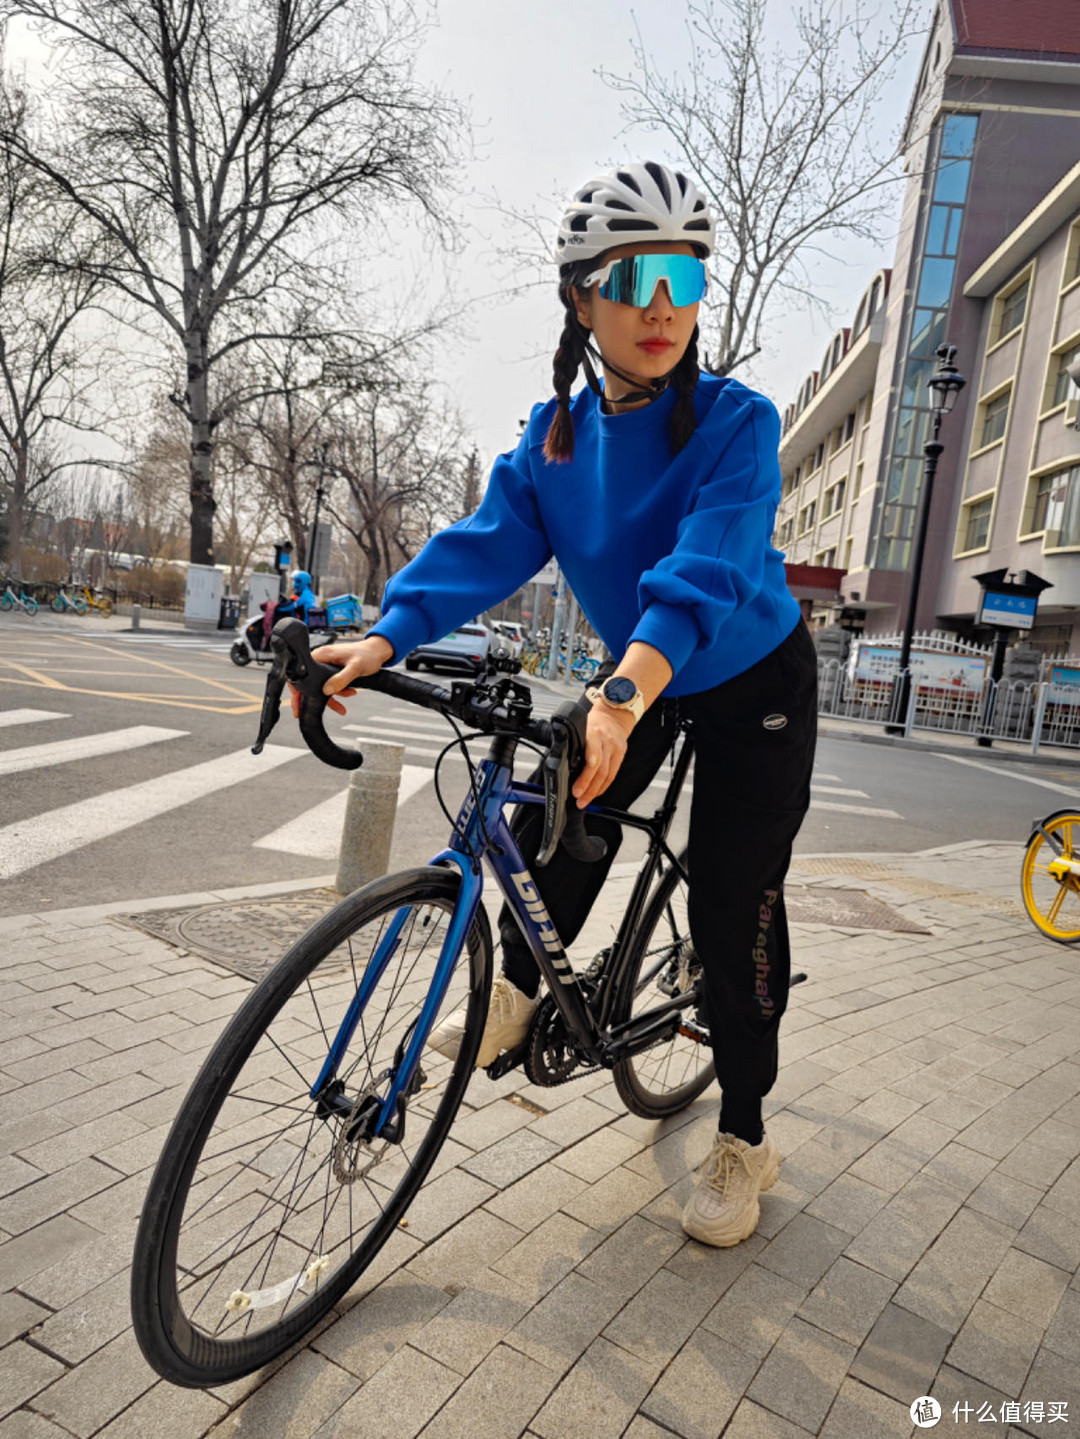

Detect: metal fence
[817,659,1080,753]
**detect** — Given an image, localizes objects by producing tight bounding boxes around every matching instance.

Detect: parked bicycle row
[0,578,113,617]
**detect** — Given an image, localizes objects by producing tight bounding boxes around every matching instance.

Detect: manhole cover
[120,891,339,980]
[784,885,928,933]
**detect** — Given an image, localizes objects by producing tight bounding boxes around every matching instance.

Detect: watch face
[603,675,637,706]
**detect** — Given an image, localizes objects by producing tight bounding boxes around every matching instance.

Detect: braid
[669,324,700,455]
[543,286,585,464]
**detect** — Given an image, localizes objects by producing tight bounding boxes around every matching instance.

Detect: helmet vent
[675,172,688,196]
[607,218,659,232]
[644,161,671,207]
[685,217,711,231]
[606,198,633,211]
[570,214,589,232]
[616,170,642,195]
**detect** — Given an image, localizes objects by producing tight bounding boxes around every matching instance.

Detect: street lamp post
[304,441,332,593]
[885,344,967,735]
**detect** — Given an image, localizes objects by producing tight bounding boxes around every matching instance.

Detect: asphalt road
[1,613,1077,918]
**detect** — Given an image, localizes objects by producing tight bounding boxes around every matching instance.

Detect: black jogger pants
[499,619,818,1142]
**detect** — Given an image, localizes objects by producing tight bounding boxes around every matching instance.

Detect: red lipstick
[638,338,673,355]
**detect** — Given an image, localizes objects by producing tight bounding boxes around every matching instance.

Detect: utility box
[184,564,225,631]
[247,572,280,613]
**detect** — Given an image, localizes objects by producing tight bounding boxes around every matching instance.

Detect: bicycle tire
[131,866,493,1387]
[51,596,65,612]
[610,853,715,1117]
[98,596,113,617]
[23,596,37,615]
[74,597,87,615]
[1021,812,1080,944]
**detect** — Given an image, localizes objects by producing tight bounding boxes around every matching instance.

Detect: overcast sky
[411,0,925,464]
[7,0,925,475]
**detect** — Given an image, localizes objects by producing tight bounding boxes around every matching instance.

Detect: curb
[818,719,1080,770]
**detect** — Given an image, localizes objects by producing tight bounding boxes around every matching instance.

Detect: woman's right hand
[288,634,395,719]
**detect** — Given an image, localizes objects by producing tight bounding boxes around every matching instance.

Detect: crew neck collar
[593,381,677,437]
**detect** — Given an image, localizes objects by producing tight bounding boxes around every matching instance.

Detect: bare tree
[328,386,467,606]
[0,0,464,565]
[603,0,923,375]
[0,64,108,573]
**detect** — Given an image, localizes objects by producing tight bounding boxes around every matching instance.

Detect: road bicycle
[76,584,113,617]
[131,617,726,1387]
[50,586,88,615]
[0,582,38,615]
[1021,809,1080,943]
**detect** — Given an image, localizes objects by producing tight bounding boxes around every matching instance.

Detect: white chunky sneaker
[681,1131,781,1247]
[426,975,539,1069]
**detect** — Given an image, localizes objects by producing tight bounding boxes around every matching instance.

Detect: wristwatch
[586,674,645,724]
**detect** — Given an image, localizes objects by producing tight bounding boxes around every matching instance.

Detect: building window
[963,497,993,551]
[817,547,837,567]
[824,478,846,517]
[843,535,853,568]
[853,462,863,499]
[1065,224,1080,289]
[1031,471,1055,533]
[812,443,824,471]
[844,411,856,444]
[781,518,794,545]
[996,276,1029,342]
[1052,342,1080,409]
[799,501,816,534]
[1044,464,1080,547]
[980,389,1011,448]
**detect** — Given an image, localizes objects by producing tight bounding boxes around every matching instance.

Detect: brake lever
[535,705,606,867]
[251,617,363,771]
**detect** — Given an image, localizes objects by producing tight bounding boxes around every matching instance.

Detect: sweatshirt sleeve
[629,392,782,677]
[367,431,553,661]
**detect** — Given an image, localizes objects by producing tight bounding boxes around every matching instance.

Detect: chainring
[523,994,587,1087]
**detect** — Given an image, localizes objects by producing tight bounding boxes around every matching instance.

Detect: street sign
[532,560,559,586]
[977,590,1038,629]
[305,522,332,581]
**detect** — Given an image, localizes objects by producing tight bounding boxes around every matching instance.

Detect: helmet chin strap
[572,315,671,408]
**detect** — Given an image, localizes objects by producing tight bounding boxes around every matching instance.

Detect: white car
[491,620,526,657]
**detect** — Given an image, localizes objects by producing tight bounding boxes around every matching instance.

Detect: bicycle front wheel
[98,596,113,616]
[1021,812,1080,944]
[131,866,493,1387]
[611,854,715,1118]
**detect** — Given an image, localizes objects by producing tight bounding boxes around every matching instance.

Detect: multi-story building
[775,0,1080,654]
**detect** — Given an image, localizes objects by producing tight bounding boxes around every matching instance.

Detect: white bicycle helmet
[555,161,715,266]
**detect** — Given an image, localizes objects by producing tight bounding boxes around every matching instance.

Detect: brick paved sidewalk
[1,840,1078,1439]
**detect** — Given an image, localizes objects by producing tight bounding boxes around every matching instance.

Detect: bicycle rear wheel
[611,854,715,1118]
[131,866,492,1387]
[1021,812,1080,944]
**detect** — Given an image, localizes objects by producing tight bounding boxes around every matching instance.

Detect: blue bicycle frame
[309,724,693,1140]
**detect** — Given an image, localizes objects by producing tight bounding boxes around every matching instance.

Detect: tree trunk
[7,447,28,577]
[186,343,216,565]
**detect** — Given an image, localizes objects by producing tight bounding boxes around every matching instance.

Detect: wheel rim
[152,888,485,1370]
[620,867,714,1104]
[1023,816,1080,942]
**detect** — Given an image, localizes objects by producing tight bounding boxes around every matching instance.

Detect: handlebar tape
[250,618,363,771]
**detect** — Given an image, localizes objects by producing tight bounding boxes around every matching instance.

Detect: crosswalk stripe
[253,765,433,858]
[0,709,70,729]
[345,729,446,758]
[347,720,454,743]
[813,771,841,781]
[0,725,186,778]
[0,744,303,880]
[811,799,904,818]
[813,784,870,798]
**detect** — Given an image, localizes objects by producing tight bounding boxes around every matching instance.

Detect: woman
[303,162,817,1248]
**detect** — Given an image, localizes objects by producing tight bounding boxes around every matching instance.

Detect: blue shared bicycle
[132,618,715,1386]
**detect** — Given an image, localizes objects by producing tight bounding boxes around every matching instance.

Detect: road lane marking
[0,675,260,715]
[253,766,433,858]
[44,633,255,702]
[0,744,303,879]
[0,709,70,729]
[813,785,871,798]
[937,753,1080,794]
[811,800,904,818]
[0,726,187,777]
[812,772,841,781]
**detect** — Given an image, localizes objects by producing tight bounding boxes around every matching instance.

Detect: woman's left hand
[572,702,636,809]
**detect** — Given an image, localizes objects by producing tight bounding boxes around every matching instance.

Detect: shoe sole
[681,1149,782,1248]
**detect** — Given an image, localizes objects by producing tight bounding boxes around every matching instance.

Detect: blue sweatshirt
[369,374,802,697]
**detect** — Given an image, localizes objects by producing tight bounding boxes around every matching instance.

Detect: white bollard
[335,739,405,895]
[131,604,141,630]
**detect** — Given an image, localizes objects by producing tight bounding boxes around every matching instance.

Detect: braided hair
[542,260,702,464]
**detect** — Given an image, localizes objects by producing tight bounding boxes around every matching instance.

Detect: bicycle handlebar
[251,618,606,866]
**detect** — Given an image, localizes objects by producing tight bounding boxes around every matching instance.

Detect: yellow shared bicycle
[76,585,113,617]
[1021,809,1080,944]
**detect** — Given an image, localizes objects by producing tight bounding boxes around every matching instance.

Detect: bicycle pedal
[484,1037,530,1081]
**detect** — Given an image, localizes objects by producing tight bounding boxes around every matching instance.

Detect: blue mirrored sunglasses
[583,253,708,308]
